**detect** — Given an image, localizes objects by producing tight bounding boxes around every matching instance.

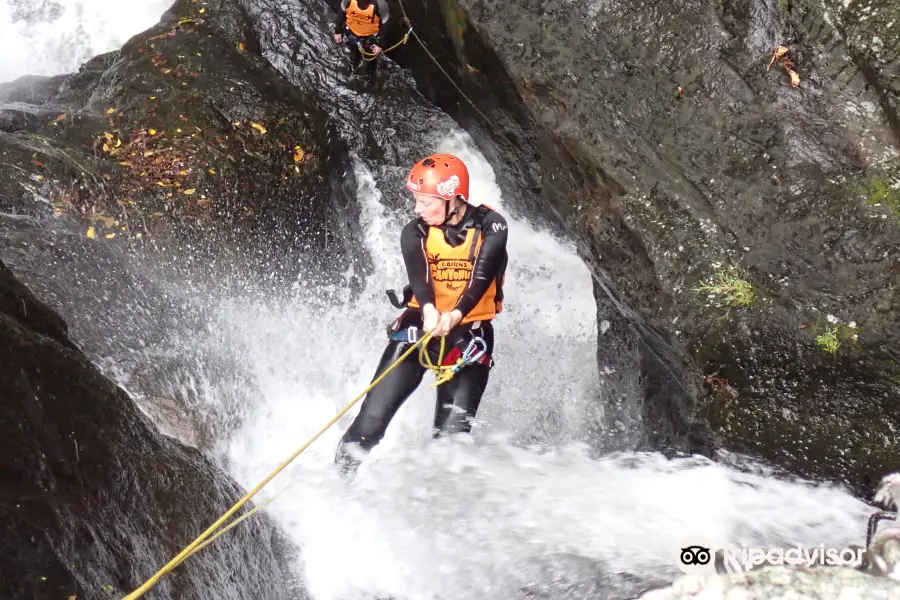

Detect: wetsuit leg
[359,37,378,85]
[432,321,495,437]
[346,36,362,73]
[433,364,490,436]
[335,340,426,475]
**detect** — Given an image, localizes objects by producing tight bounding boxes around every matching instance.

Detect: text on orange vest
[408,224,504,324]
[345,0,380,38]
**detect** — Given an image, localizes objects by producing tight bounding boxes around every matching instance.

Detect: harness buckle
[387,324,420,344]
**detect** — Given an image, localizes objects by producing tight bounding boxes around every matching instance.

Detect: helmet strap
[442,196,465,225]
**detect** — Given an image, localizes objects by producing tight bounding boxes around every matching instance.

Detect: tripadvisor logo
[675,536,866,576]
[675,536,718,576]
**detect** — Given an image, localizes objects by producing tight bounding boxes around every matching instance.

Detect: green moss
[815,325,840,355]
[439,0,468,65]
[858,169,900,222]
[694,266,756,309]
[806,316,860,356]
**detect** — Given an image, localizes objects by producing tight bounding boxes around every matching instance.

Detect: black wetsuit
[335,204,509,474]
[333,0,390,84]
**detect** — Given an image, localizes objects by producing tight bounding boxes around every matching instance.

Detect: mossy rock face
[393,0,900,495]
[0,0,360,288]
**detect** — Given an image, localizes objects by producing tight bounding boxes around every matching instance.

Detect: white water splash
[204,132,873,600]
[0,0,173,83]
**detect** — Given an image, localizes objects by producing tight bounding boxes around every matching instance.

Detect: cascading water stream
[0,1,880,599]
[196,131,874,600]
[1,0,174,82]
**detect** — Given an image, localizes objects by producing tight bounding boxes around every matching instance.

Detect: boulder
[0,257,304,600]
[384,0,900,497]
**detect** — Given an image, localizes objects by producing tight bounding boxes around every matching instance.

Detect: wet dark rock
[388,0,900,496]
[0,0,382,453]
[0,257,304,600]
[0,0,365,292]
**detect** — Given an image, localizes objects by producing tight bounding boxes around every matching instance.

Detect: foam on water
[0,0,173,83]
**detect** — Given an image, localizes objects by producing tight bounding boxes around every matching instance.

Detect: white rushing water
[0,0,173,82]
[205,131,874,600]
[7,3,879,599]
[166,132,877,598]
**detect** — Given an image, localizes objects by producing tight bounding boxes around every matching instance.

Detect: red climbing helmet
[405,153,470,201]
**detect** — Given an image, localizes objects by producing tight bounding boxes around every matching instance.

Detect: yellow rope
[159,335,462,560]
[180,334,467,556]
[418,334,466,386]
[122,6,505,592]
[121,330,435,600]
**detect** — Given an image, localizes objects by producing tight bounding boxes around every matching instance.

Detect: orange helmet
[405,153,470,201]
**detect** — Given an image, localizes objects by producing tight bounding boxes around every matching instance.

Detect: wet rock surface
[0,257,303,600]
[0,0,377,450]
[0,0,364,290]
[638,565,900,600]
[1,0,899,597]
[388,0,900,496]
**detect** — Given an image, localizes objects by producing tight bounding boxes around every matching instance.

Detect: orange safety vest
[345,0,380,38]
[408,207,505,324]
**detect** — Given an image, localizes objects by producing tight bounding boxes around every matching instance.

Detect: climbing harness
[357,26,413,61]
[388,322,492,386]
[418,330,490,386]
[121,330,434,600]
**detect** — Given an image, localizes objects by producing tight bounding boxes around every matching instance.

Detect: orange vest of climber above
[345,0,380,37]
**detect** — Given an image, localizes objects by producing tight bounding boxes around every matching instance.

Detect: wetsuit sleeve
[454,211,508,318]
[333,0,350,34]
[401,219,435,307]
[373,0,390,45]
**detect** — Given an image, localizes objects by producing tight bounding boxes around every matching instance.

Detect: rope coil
[358,26,413,61]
